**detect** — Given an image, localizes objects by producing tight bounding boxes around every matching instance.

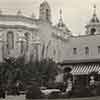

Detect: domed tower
[85,5,100,35]
[39,0,51,22]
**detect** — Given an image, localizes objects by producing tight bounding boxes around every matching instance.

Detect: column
[17,33,26,57]
[0,38,4,62]
[31,36,40,62]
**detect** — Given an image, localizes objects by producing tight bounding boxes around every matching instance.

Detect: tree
[37,59,58,86]
[0,57,58,89]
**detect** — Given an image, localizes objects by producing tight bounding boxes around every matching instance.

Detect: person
[63,67,73,92]
[89,76,96,88]
[89,76,97,96]
[15,81,20,95]
[66,78,72,93]
[54,69,64,92]
[0,85,5,99]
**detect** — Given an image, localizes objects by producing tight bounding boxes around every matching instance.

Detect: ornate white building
[0,1,71,63]
[1,0,100,84]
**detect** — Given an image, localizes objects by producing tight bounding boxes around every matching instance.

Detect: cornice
[0,24,38,31]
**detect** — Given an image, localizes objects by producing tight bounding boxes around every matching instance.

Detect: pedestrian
[0,86,5,99]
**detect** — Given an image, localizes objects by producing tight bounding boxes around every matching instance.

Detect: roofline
[0,14,38,22]
[0,25,37,31]
[59,58,100,65]
[70,33,100,39]
[85,22,100,27]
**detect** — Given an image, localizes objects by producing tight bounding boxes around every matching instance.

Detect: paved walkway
[0,95,100,100]
[0,95,25,100]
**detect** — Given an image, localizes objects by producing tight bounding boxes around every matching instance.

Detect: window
[85,47,89,55]
[90,28,96,35]
[73,48,77,55]
[46,9,49,20]
[7,31,14,49]
[98,46,100,54]
[20,41,24,54]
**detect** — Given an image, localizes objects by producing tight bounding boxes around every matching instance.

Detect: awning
[70,64,100,75]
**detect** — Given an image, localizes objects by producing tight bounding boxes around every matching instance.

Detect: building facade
[0,0,71,63]
[58,5,100,86]
[0,0,100,80]
[62,5,100,75]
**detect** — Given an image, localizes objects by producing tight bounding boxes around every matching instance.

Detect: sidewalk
[0,95,25,100]
[0,95,100,100]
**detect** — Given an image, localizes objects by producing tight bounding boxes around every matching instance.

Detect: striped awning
[70,64,100,75]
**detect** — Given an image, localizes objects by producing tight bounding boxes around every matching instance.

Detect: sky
[0,0,99,35]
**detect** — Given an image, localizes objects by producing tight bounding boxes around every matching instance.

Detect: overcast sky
[0,0,99,35]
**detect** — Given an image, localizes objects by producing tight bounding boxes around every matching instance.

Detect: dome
[57,23,70,32]
[39,0,51,22]
[90,14,99,23]
[40,0,50,8]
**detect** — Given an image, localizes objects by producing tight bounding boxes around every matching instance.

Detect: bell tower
[39,0,51,22]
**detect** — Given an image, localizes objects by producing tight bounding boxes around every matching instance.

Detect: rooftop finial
[57,9,71,33]
[57,8,64,27]
[41,0,47,5]
[93,4,96,16]
[60,9,62,20]
[44,0,46,2]
[17,9,22,16]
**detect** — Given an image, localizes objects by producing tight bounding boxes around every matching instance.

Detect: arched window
[85,47,89,55]
[46,9,49,20]
[20,41,24,54]
[90,28,96,35]
[24,32,29,51]
[73,48,77,55]
[7,31,14,50]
